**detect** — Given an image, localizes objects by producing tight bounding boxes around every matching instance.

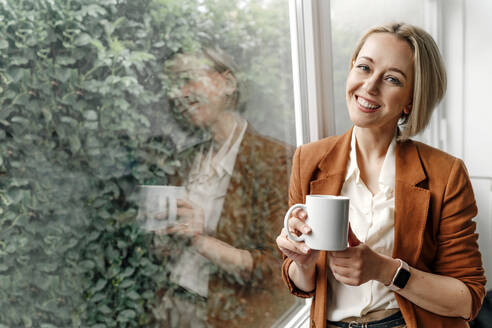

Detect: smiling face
[174,69,232,127]
[167,53,236,128]
[346,32,414,134]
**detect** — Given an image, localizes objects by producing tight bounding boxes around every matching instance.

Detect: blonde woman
[277,23,486,328]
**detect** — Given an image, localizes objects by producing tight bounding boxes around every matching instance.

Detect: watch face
[393,268,411,288]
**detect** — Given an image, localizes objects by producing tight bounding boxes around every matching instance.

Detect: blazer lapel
[393,140,431,266]
[309,128,353,196]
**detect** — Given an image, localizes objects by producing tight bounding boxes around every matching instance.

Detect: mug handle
[167,196,177,223]
[284,204,307,242]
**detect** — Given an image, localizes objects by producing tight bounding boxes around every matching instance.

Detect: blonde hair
[350,23,447,140]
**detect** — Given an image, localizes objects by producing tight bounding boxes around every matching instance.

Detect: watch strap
[388,259,410,291]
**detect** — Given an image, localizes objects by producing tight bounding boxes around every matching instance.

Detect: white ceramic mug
[283,195,350,251]
[136,185,186,231]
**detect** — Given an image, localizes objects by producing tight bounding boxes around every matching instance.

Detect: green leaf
[84,110,98,121]
[141,291,155,299]
[80,260,95,270]
[37,299,59,314]
[92,279,107,293]
[118,267,134,279]
[56,56,77,65]
[0,275,11,289]
[118,279,134,289]
[0,39,8,49]
[42,107,53,122]
[39,262,58,273]
[74,33,92,46]
[86,231,101,242]
[130,51,156,62]
[90,292,105,303]
[40,324,58,328]
[86,4,107,17]
[10,57,29,65]
[126,290,140,300]
[60,116,78,126]
[98,304,112,314]
[116,309,136,322]
[6,189,24,204]
[9,178,29,187]
[6,68,26,82]
[69,135,81,153]
[54,67,73,83]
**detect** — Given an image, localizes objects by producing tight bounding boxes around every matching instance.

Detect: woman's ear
[403,103,412,115]
[222,70,237,95]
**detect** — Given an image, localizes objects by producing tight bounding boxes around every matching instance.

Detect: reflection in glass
[0,0,299,327]
[151,46,296,327]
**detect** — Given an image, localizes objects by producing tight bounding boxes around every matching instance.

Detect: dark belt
[327,310,405,328]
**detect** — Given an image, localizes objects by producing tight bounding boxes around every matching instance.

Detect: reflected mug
[136,185,186,231]
[283,195,350,251]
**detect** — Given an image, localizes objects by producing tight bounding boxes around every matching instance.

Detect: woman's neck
[355,126,395,161]
[354,126,396,195]
[209,111,239,148]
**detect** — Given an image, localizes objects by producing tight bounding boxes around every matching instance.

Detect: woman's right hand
[276,208,320,269]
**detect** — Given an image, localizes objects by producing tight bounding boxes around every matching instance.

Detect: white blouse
[170,114,247,297]
[326,127,399,321]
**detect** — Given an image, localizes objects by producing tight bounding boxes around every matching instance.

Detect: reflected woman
[158,46,295,327]
[277,23,486,328]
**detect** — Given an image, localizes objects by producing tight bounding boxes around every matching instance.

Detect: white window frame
[441,0,465,159]
[285,0,335,327]
[290,0,335,146]
[418,0,446,149]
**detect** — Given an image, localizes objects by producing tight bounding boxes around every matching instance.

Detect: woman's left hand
[327,227,398,286]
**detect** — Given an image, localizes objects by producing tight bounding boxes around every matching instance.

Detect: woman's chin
[348,111,377,128]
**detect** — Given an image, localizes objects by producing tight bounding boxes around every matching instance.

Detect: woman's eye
[386,76,402,85]
[356,64,369,72]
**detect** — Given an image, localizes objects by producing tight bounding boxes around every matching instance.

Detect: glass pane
[0,0,300,327]
[330,0,427,134]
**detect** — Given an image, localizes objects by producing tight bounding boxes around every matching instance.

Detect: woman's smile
[355,95,381,112]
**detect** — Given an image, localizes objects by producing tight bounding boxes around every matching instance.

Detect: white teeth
[357,96,380,109]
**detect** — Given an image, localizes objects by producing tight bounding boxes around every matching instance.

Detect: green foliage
[0,0,293,326]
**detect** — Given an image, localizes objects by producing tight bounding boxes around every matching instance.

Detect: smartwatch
[387,259,411,291]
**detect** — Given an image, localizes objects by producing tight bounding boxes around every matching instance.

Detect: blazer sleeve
[245,137,294,288]
[281,146,316,298]
[433,158,487,320]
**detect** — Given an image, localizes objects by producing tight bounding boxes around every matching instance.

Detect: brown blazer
[281,128,486,328]
[205,127,296,327]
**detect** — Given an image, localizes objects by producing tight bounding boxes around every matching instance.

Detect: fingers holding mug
[276,228,312,256]
[290,207,312,234]
[284,204,311,242]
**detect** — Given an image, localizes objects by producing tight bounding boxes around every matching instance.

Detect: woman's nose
[363,75,379,95]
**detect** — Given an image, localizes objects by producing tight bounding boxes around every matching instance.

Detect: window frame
[284,0,335,326]
[290,0,335,146]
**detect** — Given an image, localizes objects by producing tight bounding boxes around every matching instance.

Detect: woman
[277,23,486,328]
[157,46,295,327]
